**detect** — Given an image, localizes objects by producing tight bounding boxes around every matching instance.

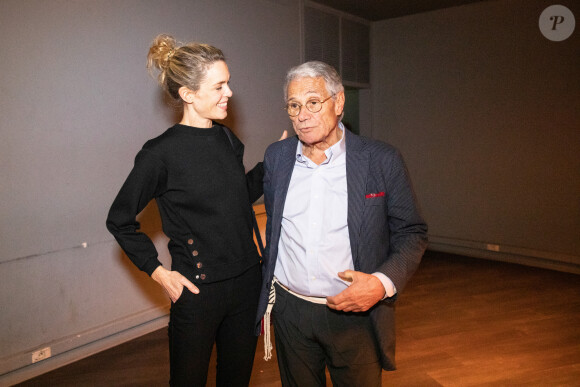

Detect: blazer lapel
[270,136,298,258]
[345,130,370,267]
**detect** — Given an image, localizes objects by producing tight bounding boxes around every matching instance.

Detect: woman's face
[189,60,232,125]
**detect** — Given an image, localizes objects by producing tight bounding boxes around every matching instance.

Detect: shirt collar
[296,122,346,166]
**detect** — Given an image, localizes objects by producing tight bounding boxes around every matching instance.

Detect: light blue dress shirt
[274,124,396,298]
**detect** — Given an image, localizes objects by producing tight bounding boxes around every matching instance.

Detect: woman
[106,34,282,386]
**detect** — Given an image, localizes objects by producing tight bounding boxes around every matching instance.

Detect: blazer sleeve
[377,149,428,293]
[106,149,168,276]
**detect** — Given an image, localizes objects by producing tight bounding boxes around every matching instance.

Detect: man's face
[286,77,344,147]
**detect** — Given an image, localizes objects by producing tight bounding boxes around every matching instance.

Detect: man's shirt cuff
[372,272,397,299]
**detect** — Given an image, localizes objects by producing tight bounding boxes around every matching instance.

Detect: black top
[106,122,263,283]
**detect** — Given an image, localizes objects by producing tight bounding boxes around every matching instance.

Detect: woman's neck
[180,106,212,128]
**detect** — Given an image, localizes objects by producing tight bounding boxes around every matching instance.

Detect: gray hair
[284,61,345,120]
[284,61,344,101]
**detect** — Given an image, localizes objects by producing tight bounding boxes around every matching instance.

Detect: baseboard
[0,306,169,386]
[428,235,580,275]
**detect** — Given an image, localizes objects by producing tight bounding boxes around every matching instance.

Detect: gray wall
[371,0,579,271]
[0,0,299,383]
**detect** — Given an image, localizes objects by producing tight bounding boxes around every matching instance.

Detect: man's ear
[334,91,345,116]
[178,86,195,104]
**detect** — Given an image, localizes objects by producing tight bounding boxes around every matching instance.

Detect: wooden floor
[17,251,580,386]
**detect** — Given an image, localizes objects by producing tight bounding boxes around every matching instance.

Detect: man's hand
[151,266,199,303]
[326,270,385,312]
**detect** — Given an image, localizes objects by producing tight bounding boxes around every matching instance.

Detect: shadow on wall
[220,97,241,137]
[113,201,170,305]
[160,89,184,125]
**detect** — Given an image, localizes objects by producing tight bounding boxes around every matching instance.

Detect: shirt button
[192,250,199,256]
[187,239,194,245]
[196,262,203,269]
[195,275,200,279]
[200,274,206,280]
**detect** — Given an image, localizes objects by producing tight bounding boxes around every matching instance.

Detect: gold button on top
[196,262,203,269]
[200,274,206,280]
[187,239,194,245]
[192,250,199,256]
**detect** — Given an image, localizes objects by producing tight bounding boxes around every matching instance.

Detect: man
[255,61,428,386]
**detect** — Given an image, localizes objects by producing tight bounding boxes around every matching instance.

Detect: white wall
[0,0,300,383]
[371,0,580,271]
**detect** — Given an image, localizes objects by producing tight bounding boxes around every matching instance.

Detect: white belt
[262,278,328,362]
[274,277,327,305]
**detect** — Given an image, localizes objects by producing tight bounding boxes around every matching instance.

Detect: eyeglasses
[284,94,335,117]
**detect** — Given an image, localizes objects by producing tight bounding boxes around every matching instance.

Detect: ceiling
[308,0,489,21]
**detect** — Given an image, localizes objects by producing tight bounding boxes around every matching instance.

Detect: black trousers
[273,283,382,387]
[168,264,261,387]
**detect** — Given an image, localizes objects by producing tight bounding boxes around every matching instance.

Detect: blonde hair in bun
[146,34,225,103]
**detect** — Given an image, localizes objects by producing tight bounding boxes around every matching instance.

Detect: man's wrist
[372,272,397,299]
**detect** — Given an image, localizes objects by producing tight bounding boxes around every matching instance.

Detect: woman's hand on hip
[151,266,199,302]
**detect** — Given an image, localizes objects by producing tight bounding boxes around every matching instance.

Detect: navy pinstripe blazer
[255,128,428,370]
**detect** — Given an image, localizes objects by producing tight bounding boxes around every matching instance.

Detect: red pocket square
[365,192,385,198]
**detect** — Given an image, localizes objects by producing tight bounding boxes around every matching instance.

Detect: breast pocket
[364,191,386,206]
